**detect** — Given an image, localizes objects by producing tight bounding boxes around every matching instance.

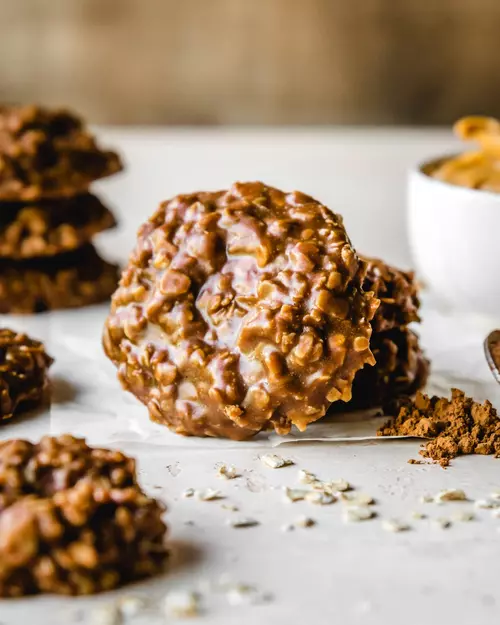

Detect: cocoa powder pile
[377,389,500,467]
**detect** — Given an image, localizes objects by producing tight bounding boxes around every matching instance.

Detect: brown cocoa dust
[377,389,500,467]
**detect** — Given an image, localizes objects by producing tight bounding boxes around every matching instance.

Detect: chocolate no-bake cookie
[332,328,429,412]
[361,257,420,333]
[0,436,168,596]
[0,194,116,259]
[0,244,119,314]
[0,329,53,421]
[0,105,122,201]
[104,182,380,439]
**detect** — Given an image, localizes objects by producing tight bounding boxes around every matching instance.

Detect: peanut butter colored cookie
[0,194,116,259]
[0,105,122,201]
[0,329,53,421]
[103,182,379,440]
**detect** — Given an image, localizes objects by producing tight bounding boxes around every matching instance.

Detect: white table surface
[2,128,500,625]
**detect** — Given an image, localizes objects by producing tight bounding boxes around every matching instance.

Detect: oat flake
[382,519,411,533]
[434,489,468,503]
[284,487,308,502]
[163,590,199,618]
[340,492,374,506]
[475,499,500,510]
[295,516,316,528]
[227,517,260,528]
[298,469,318,484]
[217,464,240,480]
[453,510,475,522]
[197,488,224,501]
[344,506,375,522]
[261,454,294,469]
[305,491,336,505]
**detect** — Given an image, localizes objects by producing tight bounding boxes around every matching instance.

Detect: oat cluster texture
[0,435,168,597]
[334,256,428,412]
[104,181,428,440]
[378,389,500,466]
[0,105,122,313]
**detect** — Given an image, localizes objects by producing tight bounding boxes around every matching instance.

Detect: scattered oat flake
[305,491,335,505]
[326,478,351,492]
[166,462,182,477]
[411,511,427,520]
[493,509,500,519]
[344,506,376,522]
[182,488,195,498]
[434,489,468,503]
[295,515,316,528]
[434,517,452,529]
[474,499,500,510]
[490,490,500,501]
[382,519,411,533]
[221,503,239,512]
[227,516,260,528]
[340,492,374,506]
[197,488,224,501]
[420,494,434,504]
[298,469,318,484]
[453,510,475,522]
[284,487,308,502]
[225,584,272,606]
[90,604,121,625]
[261,454,294,469]
[217,464,240,480]
[163,590,199,618]
[118,596,146,618]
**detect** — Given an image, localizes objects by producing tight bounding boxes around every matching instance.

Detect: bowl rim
[410,153,500,203]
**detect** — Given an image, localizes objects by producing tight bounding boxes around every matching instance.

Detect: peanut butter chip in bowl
[103,181,379,440]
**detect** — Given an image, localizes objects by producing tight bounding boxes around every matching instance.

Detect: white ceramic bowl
[408,156,500,316]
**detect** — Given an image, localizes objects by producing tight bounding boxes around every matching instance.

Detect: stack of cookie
[0,105,122,313]
[339,256,429,410]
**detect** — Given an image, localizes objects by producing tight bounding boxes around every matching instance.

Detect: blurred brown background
[1,0,499,126]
